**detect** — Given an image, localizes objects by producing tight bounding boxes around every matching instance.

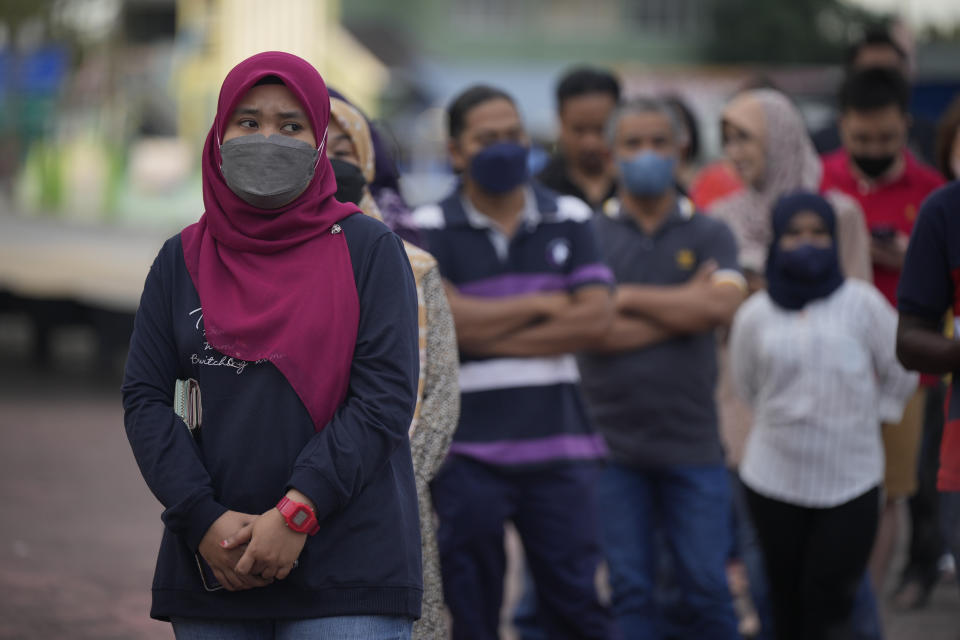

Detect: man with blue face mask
[576,98,746,640]
[414,85,616,640]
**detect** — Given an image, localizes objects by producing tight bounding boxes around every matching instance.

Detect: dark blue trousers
[431,455,614,640]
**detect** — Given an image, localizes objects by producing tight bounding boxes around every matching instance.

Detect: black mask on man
[851,153,896,179]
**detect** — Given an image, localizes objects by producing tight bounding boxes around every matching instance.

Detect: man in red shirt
[821,67,944,305]
[821,65,945,598]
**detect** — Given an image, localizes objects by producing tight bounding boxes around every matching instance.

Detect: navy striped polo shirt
[414,182,614,467]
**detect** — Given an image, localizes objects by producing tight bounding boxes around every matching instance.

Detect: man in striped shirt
[414,85,615,640]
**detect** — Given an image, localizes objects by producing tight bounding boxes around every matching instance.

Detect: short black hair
[555,67,620,112]
[838,67,910,115]
[845,27,907,68]
[447,85,516,139]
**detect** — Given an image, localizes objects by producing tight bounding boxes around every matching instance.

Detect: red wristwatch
[276,496,320,535]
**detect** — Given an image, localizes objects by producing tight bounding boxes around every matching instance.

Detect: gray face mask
[220,134,319,209]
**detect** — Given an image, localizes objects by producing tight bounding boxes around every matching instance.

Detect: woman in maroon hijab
[122,52,422,639]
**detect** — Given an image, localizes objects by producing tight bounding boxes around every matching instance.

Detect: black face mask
[330,157,367,205]
[851,153,897,179]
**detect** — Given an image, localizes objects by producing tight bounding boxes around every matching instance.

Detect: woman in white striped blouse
[729,191,917,640]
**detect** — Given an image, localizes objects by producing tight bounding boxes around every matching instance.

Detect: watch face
[292,509,309,526]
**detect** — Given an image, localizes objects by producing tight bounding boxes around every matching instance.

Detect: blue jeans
[851,576,884,640]
[171,616,412,639]
[942,490,960,591]
[597,462,740,640]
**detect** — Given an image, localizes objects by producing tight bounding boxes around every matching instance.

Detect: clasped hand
[198,507,307,592]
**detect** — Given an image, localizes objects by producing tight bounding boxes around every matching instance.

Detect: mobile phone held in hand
[195,553,223,591]
[871,225,897,243]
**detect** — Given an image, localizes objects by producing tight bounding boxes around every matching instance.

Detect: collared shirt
[459,186,542,261]
[732,281,918,507]
[537,154,618,212]
[820,149,945,306]
[413,182,614,467]
[576,196,745,468]
[898,181,960,492]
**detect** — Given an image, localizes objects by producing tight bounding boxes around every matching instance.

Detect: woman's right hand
[198,510,273,591]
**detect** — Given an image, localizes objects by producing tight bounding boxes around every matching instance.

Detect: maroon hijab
[181,51,360,431]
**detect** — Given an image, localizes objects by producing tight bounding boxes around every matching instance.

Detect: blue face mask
[469,142,530,194]
[777,244,837,281]
[618,151,676,198]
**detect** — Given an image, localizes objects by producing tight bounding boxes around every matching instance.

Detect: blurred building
[341,0,713,137]
[174,0,388,149]
[5,0,960,219]
[344,0,708,64]
[7,0,388,226]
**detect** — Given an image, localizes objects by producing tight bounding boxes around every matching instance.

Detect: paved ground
[0,319,957,639]
[0,349,170,638]
[879,582,960,640]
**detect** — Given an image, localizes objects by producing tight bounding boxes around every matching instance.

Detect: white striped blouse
[730,280,919,508]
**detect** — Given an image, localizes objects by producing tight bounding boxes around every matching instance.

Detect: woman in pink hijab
[122,52,422,639]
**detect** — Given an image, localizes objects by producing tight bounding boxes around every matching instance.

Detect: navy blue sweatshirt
[121,212,422,621]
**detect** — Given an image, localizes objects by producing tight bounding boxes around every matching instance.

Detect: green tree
[3,0,56,38]
[704,0,883,64]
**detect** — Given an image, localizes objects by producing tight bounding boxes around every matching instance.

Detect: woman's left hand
[225,507,308,581]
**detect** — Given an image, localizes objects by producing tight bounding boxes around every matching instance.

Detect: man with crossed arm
[414,85,615,640]
[577,98,745,640]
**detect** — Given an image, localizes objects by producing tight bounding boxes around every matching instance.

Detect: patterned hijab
[330,97,436,434]
[327,89,424,247]
[710,89,822,273]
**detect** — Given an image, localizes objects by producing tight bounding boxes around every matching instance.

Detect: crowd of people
[120,26,960,640]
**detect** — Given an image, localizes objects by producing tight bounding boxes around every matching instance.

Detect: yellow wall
[174,0,387,153]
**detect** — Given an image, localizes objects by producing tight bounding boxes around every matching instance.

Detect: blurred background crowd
[0,0,958,226]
